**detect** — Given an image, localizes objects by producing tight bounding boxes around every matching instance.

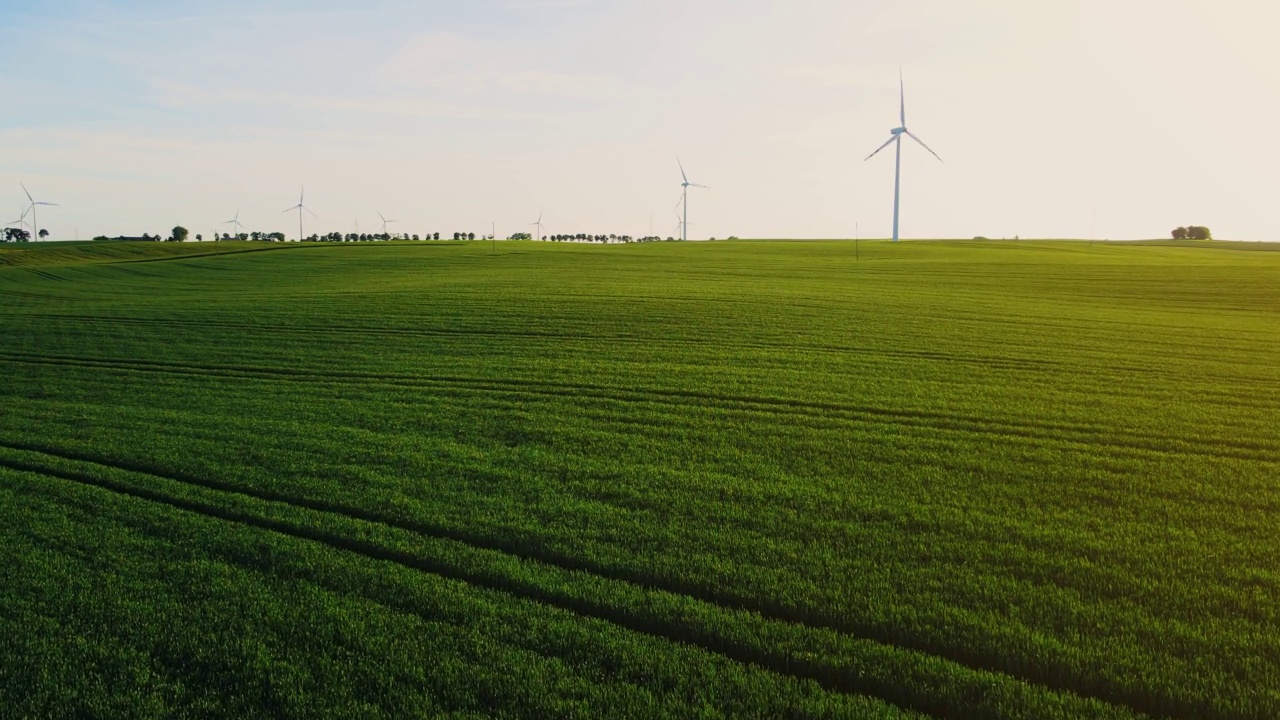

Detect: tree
[4,227,30,242]
[196,234,203,241]
[1173,225,1212,240]
[171,226,189,242]
[433,232,440,240]
[468,232,475,241]
[38,228,49,239]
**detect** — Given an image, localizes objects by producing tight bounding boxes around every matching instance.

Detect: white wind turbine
[21,183,58,242]
[677,159,707,242]
[864,69,943,242]
[7,205,31,237]
[530,211,545,241]
[282,186,317,241]
[377,211,397,238]
[222,209,244,239]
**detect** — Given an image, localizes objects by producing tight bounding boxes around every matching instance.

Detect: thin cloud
[371,32,631,101]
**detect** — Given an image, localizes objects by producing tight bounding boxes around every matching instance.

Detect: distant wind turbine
[530,211,545,241]
[21,183,58,242]
[864,69,943,243]
[222,209,244,239]
[7,204,30,233]
[377,211,397,238]
[677,159,707,242]
[282,187,317,241]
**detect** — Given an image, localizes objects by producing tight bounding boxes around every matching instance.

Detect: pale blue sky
[4,0,1278,240]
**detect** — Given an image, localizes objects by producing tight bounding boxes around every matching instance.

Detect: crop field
[1,238,1278,719]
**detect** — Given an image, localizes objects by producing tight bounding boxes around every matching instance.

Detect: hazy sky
[3,0,1278,241]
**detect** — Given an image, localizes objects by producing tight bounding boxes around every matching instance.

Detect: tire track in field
[4,349,1278,466]
[0,440,1165,720]
[0,289,63,301]
[7,476,887,720]
[106,244,308,265]
[23,311,1280,390]
[0,448,956,720]
[18,312,1075,374]
[22,268,65,282]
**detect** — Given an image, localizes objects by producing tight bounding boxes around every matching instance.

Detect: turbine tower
[864,69,943,242]
[377,211,397,238]
[222,209,243,239]
[21,183,58,242]
[282,187,317,241]
[677,159,707,242]
[530,211,545,241]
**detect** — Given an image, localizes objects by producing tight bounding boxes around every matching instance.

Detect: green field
[1,239,1277,719]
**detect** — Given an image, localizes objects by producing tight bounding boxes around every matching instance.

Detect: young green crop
[1,239,1277,719]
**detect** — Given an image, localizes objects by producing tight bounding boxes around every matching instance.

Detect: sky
[3,0,1279,241]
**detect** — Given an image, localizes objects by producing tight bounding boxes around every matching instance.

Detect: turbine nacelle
[891,127,906,135]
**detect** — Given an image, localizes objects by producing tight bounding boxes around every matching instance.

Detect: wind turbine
[21,183,58,242]
[222,209,244,239]
[282,187,317,241]
[864,69,943,242]
[377,211,397,238]
[530,211,545,241]
[677,159,707,242]
[7,205,30,233]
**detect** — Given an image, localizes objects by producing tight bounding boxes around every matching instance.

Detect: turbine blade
[864,135,898,161]
[35,202,58,207]
[378,211,386,223]
[899,67,906,127]
[677,158,688,184]
[305,207,319,219]
[906,131,943,163]
[691,183,709,189]
[20,183,33,203]
[282,206,296,214]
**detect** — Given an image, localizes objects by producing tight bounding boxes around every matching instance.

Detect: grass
[1,238,1277,719]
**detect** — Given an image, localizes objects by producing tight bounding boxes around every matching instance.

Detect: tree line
[2,228,47,242]
[1171,226,1212,240]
